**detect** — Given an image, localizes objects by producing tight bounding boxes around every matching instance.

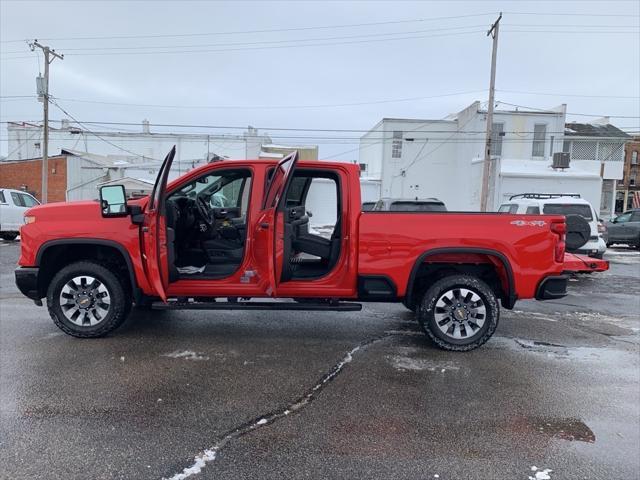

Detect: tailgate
[563,252,609,273]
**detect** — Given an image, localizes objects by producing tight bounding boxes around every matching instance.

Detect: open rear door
[253,151,298,296]
[142,146,176,302]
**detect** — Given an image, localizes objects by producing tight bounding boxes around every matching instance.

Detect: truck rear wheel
[46,261,131,338]
[417,274,499,351]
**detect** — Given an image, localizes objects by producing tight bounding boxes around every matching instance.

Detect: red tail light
[551,220,566,263]
[597,221,607,234]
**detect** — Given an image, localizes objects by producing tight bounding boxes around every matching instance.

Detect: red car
[16,149,570,351]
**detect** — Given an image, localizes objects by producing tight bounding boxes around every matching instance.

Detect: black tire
[46,261,131,338]
[565,214,591,252]
[1,232,18,241]
[417,275,499,352]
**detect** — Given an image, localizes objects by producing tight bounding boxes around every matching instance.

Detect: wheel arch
[35,239,141,302]
[405,247,517,310]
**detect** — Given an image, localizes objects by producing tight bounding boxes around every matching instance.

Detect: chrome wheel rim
[434,287,486,340]
[59,276,111,326]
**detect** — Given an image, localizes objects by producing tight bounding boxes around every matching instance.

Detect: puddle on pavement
[516,416,596,443]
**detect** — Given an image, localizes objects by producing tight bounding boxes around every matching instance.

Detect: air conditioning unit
[552,152,570,169]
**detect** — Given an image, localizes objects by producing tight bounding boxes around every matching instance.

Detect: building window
[563,140,571,153]
[632,151,638,165]
[391,131,403,159]
[491,122,504,157]
[532,124,546,157]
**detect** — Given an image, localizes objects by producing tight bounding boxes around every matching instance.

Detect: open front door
[142,146,176,302]
[253,151,298,296]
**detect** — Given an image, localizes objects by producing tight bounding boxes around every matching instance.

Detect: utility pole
[29,40,63,204]
[480,13,501,212]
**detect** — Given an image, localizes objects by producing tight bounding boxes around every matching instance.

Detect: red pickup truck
[15,148,570,351]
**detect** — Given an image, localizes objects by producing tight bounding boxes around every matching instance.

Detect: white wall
[5,122,270,163]
[375,119,461,207]
[358,122,384,179]
[359,102,569,211]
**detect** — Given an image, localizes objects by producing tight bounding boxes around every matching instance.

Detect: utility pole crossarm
[480,13,502,212]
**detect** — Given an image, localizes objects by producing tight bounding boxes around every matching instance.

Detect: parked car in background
[0,188,40,241]
[371,197,447,212]
[498,193,606,258]
[606,209,640,248]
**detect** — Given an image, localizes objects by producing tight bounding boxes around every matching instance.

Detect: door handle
[142,226,149,232]
[259,222,270,229]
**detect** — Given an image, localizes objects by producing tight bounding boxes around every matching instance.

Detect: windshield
[543,203,593,220]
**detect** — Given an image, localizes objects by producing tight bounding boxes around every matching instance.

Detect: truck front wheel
[417,275,499,351]
[46,261,131,338]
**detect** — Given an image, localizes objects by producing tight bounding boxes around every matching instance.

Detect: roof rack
[509,193,581,200]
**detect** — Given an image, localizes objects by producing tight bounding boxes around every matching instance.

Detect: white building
[5,120,271,163]
[359,101,626,216]
[562,120,629,216]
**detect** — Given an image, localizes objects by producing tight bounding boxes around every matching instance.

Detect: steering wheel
[195,194,213,226]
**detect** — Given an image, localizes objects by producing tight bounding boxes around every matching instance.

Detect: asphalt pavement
[1,240,639,480]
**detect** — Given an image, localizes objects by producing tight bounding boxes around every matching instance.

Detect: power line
[504,11,640,17]
[0,13,496,44]
[0,90,487,110]
[47,99,154,159]
[3,24,491,54]
[3,118,638,134]
[4,23,637,55]
[497,89,640,99]
[496,101,640,119]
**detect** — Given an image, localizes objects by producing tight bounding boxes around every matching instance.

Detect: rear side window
[19,193,39,207]
[498,204,518,213]
[525,206,540,214]
[389,201,446,212]
[0,191,5,203]
[362,202,375,212]
[543,203,593,221]
[10,192,25,207]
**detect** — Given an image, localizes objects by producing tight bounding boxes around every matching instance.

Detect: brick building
[0,155,68,202]
[617,136,640,212]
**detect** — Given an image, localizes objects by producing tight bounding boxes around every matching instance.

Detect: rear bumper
[14,267,41,302]
[535,275,568,300]
[563,252,609,273]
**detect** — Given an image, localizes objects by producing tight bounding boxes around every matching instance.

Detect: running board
[151,300,363,312]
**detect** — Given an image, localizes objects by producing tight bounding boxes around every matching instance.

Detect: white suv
[498,193,606,258]
[0,188,40,241]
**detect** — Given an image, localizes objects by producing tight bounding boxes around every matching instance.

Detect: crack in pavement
[163,331,413,480]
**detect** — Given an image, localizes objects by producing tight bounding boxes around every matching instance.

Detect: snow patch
[528,466,553,480]
[165,449,217,480]
[388,355,459,372]
[162,350,209,361]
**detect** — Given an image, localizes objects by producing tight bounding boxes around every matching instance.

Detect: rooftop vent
[552,152,570,170]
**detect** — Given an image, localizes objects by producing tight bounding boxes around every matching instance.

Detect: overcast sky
[1,0,639,160]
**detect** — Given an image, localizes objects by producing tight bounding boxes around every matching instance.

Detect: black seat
[294,232,332,259]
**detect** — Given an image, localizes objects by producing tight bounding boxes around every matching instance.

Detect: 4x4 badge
[510,220,547,227]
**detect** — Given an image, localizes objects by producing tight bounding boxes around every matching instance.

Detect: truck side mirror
[99,185,128,217]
